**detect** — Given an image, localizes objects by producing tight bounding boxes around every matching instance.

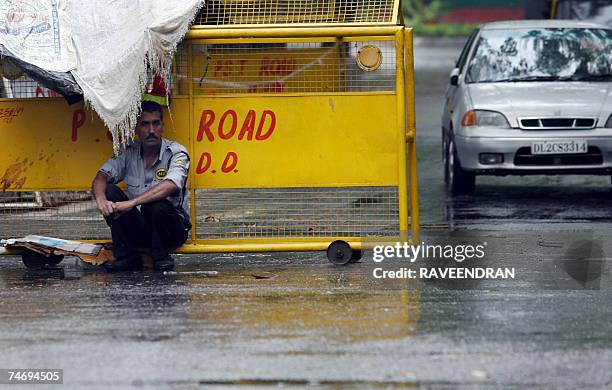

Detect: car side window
[456,29,479,74]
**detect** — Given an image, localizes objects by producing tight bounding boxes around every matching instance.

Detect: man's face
[136,110,164,148]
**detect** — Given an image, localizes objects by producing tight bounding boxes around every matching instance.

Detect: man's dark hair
[141,100,163,120]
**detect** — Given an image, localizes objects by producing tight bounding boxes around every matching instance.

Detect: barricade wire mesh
[195,186,400,239]
[0,187,401,241]
[0,76,60,99]
[196,0,396,25]
[3,39,396,98]
[0,193,109,240]
[174,40,396,95]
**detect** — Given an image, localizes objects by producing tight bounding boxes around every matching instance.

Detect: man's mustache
[146,134,159,140]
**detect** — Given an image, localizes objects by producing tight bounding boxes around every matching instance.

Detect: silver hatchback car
[442,20,612,195]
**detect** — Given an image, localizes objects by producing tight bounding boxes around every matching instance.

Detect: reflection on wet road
[446,178,612,229]
[6,247,610,390]
[1,247,611,388]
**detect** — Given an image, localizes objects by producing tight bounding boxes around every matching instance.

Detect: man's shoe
[104,255,143,272]
[154,255,175,272]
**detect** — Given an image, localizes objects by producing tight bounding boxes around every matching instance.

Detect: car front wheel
[446,138,476,196]
[442,136,449,185]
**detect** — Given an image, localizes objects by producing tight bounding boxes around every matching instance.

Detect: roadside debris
[0,235,114,266]
[163,270,218,276]
[250,271,277,279]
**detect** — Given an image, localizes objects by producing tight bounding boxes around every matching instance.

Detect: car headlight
[606,114,612,128]
[461,110,510,128]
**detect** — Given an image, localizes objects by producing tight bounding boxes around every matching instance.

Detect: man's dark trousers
[104,184,188,261]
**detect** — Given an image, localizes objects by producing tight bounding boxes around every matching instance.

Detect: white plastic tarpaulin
[0,1,75,72]
[0,0,205,153]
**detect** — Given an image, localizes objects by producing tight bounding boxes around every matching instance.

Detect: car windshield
[555,0,612,26]
[466,28,612,83]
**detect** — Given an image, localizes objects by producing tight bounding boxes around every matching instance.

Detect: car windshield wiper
[477,74,612,83]
[488,76,561,83]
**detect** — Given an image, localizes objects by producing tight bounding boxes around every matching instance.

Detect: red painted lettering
[247,82,284,94]
[238,110,256,141]
[0,107,25,124]
[197,110,215,142]
[221,152,238,173]
[259,58,296,77]
[275,60,283,75]
[273,82,284,93]
[196,109,277,142]
[218,110,237,140]
[212,59,248,78]
[196,152,212,174]
[213,61,223,78]
[259,58,269,77]
[255,110,276,140]
[71,109,86,142]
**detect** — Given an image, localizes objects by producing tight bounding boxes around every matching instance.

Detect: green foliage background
[402,0,485,37]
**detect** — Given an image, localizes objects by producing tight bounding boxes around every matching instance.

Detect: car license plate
[531,140,588,155]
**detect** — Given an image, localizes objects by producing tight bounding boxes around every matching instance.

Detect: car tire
[442,134,449,185]
[446,138,475,196]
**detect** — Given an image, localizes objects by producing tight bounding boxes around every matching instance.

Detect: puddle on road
[184,267,422,343]
[1,251,612,389]
[1,248,610,352]
[443,178,612,230]
[0,256,422,344]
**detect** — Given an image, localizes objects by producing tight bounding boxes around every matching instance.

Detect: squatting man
[92,101,191,272]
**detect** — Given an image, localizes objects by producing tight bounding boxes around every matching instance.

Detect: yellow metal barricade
[0,0,418,264]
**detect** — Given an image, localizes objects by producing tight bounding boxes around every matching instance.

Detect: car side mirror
[450,68,460,86]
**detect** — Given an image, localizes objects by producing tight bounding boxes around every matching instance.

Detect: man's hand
[96,198,135,218]
[96,199,116,217]
[113,200,136,217]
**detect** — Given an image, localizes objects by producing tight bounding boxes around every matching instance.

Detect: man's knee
[141,200,174,218]
[105,184,128,202]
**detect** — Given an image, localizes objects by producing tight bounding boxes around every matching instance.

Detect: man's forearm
[92,172,109,202]
[128,180,179,207]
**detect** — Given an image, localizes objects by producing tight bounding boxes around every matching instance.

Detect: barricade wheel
[327,241,353,266]
[349,250,362,263]
[22,249,64,269]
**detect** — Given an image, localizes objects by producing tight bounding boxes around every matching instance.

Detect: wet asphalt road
[1,40,612,389]
[1,239,611,389]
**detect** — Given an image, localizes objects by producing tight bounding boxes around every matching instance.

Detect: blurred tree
[403,0,445,27]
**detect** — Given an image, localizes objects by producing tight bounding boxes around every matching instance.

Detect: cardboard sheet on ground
[0,235,114,265]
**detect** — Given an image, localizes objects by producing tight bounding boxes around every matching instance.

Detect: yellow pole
[188,43,197,241]
[404,28,420,238]
[392,0,401,24]
[395,29,409,242]
[186,26,403,40]
[176,241,364,253]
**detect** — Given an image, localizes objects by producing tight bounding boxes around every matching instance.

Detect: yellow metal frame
[186,25,402,39]
[0,23,419,255]
[405,29,419,235]
[175,26,418,252]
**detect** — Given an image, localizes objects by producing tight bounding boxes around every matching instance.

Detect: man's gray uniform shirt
[99,138,190,216]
